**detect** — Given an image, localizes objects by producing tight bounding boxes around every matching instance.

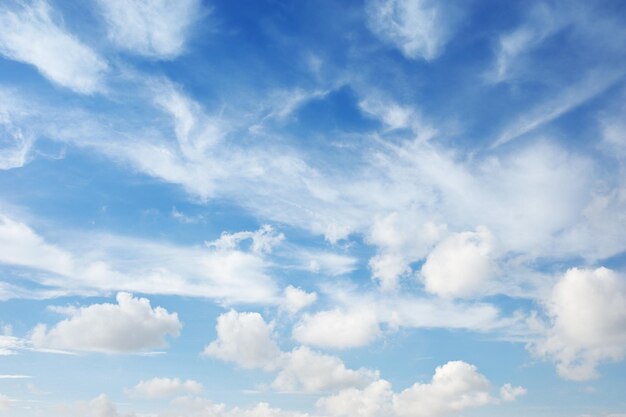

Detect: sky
[0,0,626,416]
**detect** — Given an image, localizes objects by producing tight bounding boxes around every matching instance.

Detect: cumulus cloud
[0,0,107,93]
[95,0,201,59]
[318,361,525,417]
[367,213,445,290]
[31,292,181,353]
[272,346,379,393]
[420,226,497,299]
[281,286,317,315]
[126,377,202,399]
[529,267,626,380]
[203,310,281,370]
[365,0,460,60]
[203,310,379,393]
[292,309,381,349]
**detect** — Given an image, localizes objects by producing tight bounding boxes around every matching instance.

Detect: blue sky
[1,0,626,416]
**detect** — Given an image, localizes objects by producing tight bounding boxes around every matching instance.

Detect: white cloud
[208,225,285,255]
[529,267,626,381]
[392,361,495,417]
[365,0,459,60]
[499,383,527,402]
[96,0,201,59]
[317,379,393,417]
[272,346,379,393]
[0,334,22,356]
[293,309,381,349]
[203,310,379,393]
[126,377,202,399]
[203,310,281,370]
[420,226,497,299]
[0,112,32,170]
[281,286,317,315]
[318,361,525,417]
[0,0,107,94]
[0,214,279,304]
[367,213,445,290]
[31,292,181,354]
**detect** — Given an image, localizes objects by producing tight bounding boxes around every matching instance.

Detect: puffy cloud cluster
[318,361,525,417]
[529,267,626,380]
[0,0,107,93]
[203,310,378,393]
[31,293,181,354]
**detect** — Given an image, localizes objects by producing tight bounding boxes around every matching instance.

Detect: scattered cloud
[281,286,317,315]
[31,292,181,354]
[318,361,525,417]
[203,310,281,370]
[203,310,379,393]
[420,226,497,299]
[529,267,626,381]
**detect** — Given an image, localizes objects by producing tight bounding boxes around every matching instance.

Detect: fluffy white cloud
[317,379,393,417]
[272,346,379,393]
[203,310,379,393]
[529,267,626,380]
[392,361,494,417]
[420,226,497,299]
[293,309,381,349]
[367,213,445,290]
[203,310,281,370]
[31,293,181,353]
[0,0,107,93]
[281,286,317,315]
[96,0,201,59]
[318,361,525,417]
[126,377,202,399]
[365,0,459,60]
